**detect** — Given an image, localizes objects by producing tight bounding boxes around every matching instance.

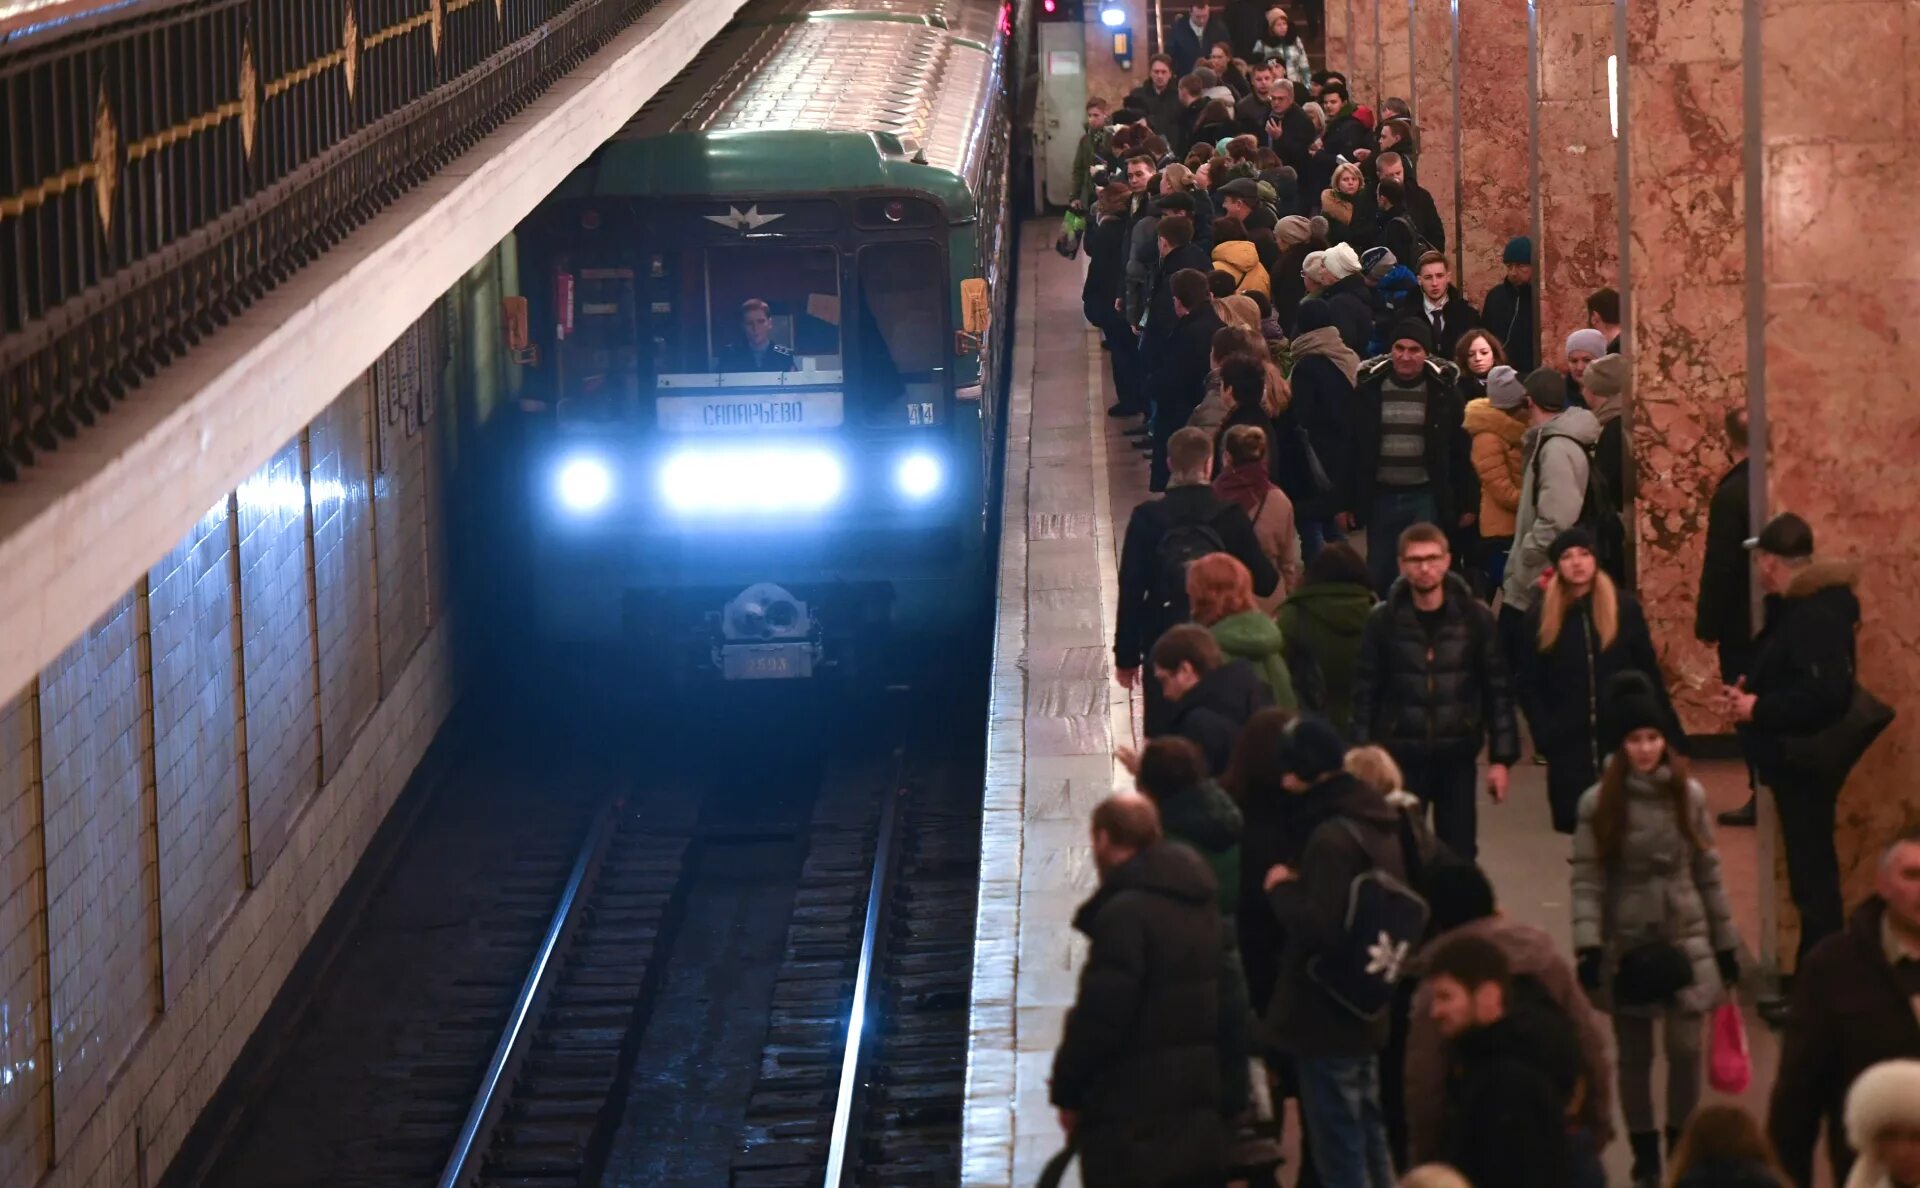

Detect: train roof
[585,0,1006,220]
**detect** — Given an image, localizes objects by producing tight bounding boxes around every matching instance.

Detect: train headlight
[659,446,845,514]
[555,454,615,515]
[894,451,943,502]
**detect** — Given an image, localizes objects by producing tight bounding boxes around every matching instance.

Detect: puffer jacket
[1155,778,1255,1116]
[1504,405,1602,612]
[1520,588,1679,762]
[1212,239,1272,300]
[1570,770,1740,1017]
[1349,573,1521,763]
[1163,658,1273,775]
[1210,609,1298,710]
[1406,915,1616,1163]
[1053,841,1229,1187]
[1463,397,1527,537]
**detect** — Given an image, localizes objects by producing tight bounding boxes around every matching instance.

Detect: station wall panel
[235,440,322,874]
[147,501,246,1005]
[309,381,382,784]
[39,594,157,1153]
[0,691,50,1186]
[373,325,436,692]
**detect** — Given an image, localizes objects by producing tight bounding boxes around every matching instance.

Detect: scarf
[1213,461,1276,519]
[1289,325,1361,387]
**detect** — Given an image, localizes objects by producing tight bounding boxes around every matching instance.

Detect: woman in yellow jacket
[1461,354,1529,594]
[1210,217,1272,301]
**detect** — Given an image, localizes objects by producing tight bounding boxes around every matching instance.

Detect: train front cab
[511,188,994,680]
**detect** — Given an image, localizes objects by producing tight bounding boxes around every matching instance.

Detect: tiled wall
[0,298,466,1186]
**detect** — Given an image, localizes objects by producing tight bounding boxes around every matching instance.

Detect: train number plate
[657,392,844,432]
[721,642,815,680]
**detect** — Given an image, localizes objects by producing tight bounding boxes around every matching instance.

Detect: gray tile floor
[961,223,1802,1188]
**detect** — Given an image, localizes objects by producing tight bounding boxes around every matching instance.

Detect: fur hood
[1844,1060,1920,1188]
[1787,558,1860,599]
[1462,397,1527,443]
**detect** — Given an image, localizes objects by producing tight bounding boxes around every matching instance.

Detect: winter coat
[1438,978,1595,1188]
[1265,104,1318,181]
[1252,34,1312,85]
[1214,463,1302,609]
[1211,239,1271,299]
[1321,274,1376,357]
[1407,916,1616,1164]
[1144,240,1214,352]
[1083,210,1132,315]
[1166,12,1232,76]
[1264,775,1429,1057]
[1694,458,1752,648]
[1503,406,1602,613]
[1162,658,1273,775]
[1346,355,1473,528]
[1521,589,1679,764]
[1317,110,1374,173]
[1744,558,1863,784]
[1350,572,1521,764]
[1463,398,1526,537]
[1481,277,1536,373]
[1413,289,1480,359]
[1123,207,1162,327]
[1402,180,1448,253]
[1594,397,1626,530]
[1276,580,1373,727]
[1768,898,1920,1188]
[1570,770,1739,1017]
[1321,190,1374,250]
[1210,609,1298,710]
[1051,841,1230,1188]
[1376,203,1425,273]
[1126,80,1187,144]
[1147,305,1224,426]
[1115,485,1279,671]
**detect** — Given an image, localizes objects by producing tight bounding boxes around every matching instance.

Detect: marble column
[1532,0,1618,353]
[1381,0,1414,102]
[1324,0,1353,82]
[1454,0,1532,303]
[1760,0,1920,912]
[1623,0,1743,733]
[1347,0,1381,102]
[1410,0,1457,251]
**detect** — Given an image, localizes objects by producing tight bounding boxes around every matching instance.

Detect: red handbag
[1708,999,1752,1093]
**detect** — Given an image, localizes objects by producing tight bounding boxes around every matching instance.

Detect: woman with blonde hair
[1187,552,1297,708]
[1321,160,1372,249]
[1666,1105,1789,1188]
[1522,527,1676,835]
[1572,672,1739,1188]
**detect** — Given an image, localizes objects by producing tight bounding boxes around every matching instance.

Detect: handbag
[1708,999,1752,1093]
[1776,681,1895,776]
[1612,940,1694,1007]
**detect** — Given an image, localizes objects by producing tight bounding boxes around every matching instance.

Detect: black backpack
[1151,507,1228,622]
[1305,810,1433,1021]
[1392,213,1439,264]
[1531,434,1626,580]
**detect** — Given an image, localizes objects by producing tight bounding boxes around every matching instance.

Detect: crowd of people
[1047,9,1914,1188]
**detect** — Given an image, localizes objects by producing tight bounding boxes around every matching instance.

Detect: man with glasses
[1350,522,1519,860]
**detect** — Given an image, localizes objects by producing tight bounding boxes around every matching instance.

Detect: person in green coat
[1189,552,1298,709]
[1275,541,1375,726]
[1135,734,1251,1116]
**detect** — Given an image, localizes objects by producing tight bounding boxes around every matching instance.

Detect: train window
[854,242,946,425]
[666,245,842,384]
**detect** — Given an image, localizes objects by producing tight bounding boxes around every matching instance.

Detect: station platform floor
[962,220,1792,1188]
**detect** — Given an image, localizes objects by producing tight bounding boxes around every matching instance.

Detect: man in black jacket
[1261,77,1318,181]
[1769,829,1920,1188]
[1127,54,1186,145]
[1376,153,1445,253]
[1166,3,1232,76]
[1053,793,1230,1188]
[1695,407,1758,825]
[1343,321,1474,594]
[1117,428,1280,733]
[1723,513,1865,973]
[1145,267,1224,490]
[1426,935,1606,1188]
[1351,522,1518,860]
[1481,236,1537,372]
[1138,624,1273,774]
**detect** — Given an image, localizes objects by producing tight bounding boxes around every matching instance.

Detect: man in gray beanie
[1500,367,1601,687]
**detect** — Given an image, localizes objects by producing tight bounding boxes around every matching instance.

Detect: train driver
[717,298,797,373]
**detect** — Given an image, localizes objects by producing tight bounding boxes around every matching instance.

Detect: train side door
[1036,21,1087,209]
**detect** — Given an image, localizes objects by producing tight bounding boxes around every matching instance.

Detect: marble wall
[1533,0,1618,354]
[1348,0,1381,101]
[1380,0,1413,103]
[1760,0,1920,912]
[1324,0,1352,82]
[1410,0,1457,254]
[1623,0,1744,732]
[1454,0,1533,302]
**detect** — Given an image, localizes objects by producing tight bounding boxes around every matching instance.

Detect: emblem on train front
[704,205,785,232]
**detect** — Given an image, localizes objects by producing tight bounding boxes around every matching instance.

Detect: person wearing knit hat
[1317,240,1377,357]
[1482,237,1537,372]
[1572,669,1740,1188]
[1390,317,1434,354]
[1462,360,1531,591]
[1842,1062,1920,1188]
[1274,714,1349,783]
[1361,245,1398,283]
[1301,249,1330,294]
[1274,214,1313,249]
[1564,328,1608,407]
[1323,240,1363,281]
[1521,521,1675,833]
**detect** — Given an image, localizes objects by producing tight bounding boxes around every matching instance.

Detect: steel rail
[434,795,622,1188]
[820,766,908,1187]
